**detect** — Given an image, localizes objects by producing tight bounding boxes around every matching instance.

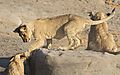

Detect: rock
[29,48,120,75]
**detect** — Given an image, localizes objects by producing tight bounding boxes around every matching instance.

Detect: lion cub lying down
[87,10,118,54]
[13,8,115,53]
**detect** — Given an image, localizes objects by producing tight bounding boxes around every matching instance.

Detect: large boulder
[29,48,120,75]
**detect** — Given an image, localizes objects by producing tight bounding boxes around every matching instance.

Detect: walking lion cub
[13,8,115,54]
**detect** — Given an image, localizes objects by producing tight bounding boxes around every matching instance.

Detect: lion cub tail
[89,8,115,25]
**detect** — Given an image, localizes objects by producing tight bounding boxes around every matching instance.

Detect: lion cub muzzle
[22,36,31,43]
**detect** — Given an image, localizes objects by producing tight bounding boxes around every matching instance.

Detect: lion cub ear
[13,27,20,33]
[13,25,26,33]
[20,25,27,32]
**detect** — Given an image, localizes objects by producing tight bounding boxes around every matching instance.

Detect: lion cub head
[8,53,26,75]
[13,25,32,42]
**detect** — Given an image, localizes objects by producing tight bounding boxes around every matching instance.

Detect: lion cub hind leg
[43,39,52,49]
[71,35,81,49]
[58,31,81,50]
[58,20,83,50]
[60,36,81,50]
[58,35,75,50]
[47,39,52,49]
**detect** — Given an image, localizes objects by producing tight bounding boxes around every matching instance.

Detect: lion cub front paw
[48,43,52,49]
[24,51,31,58]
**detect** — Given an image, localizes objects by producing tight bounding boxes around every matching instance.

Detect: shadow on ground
[0,57,10,75]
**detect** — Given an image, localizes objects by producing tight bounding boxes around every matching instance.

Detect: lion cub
[13,8,115,53]
[87,10,118,54]
[8,53,26,75]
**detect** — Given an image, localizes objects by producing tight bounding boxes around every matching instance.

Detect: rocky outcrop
[29,48,120,75]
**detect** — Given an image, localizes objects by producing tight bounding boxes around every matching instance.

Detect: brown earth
[0,0,120,75]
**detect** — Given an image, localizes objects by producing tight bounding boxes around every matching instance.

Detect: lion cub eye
[22,34,26,37]
[20,28,26,32]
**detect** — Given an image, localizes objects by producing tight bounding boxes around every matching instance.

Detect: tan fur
[8,53,26,75]
[13,10,115,54]
[87,11,118,53]
[105,0,120,8]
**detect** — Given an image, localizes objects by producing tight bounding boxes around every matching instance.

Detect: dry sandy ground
[0,0,120,75]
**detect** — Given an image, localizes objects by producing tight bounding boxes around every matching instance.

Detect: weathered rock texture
[29,48,120,75]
